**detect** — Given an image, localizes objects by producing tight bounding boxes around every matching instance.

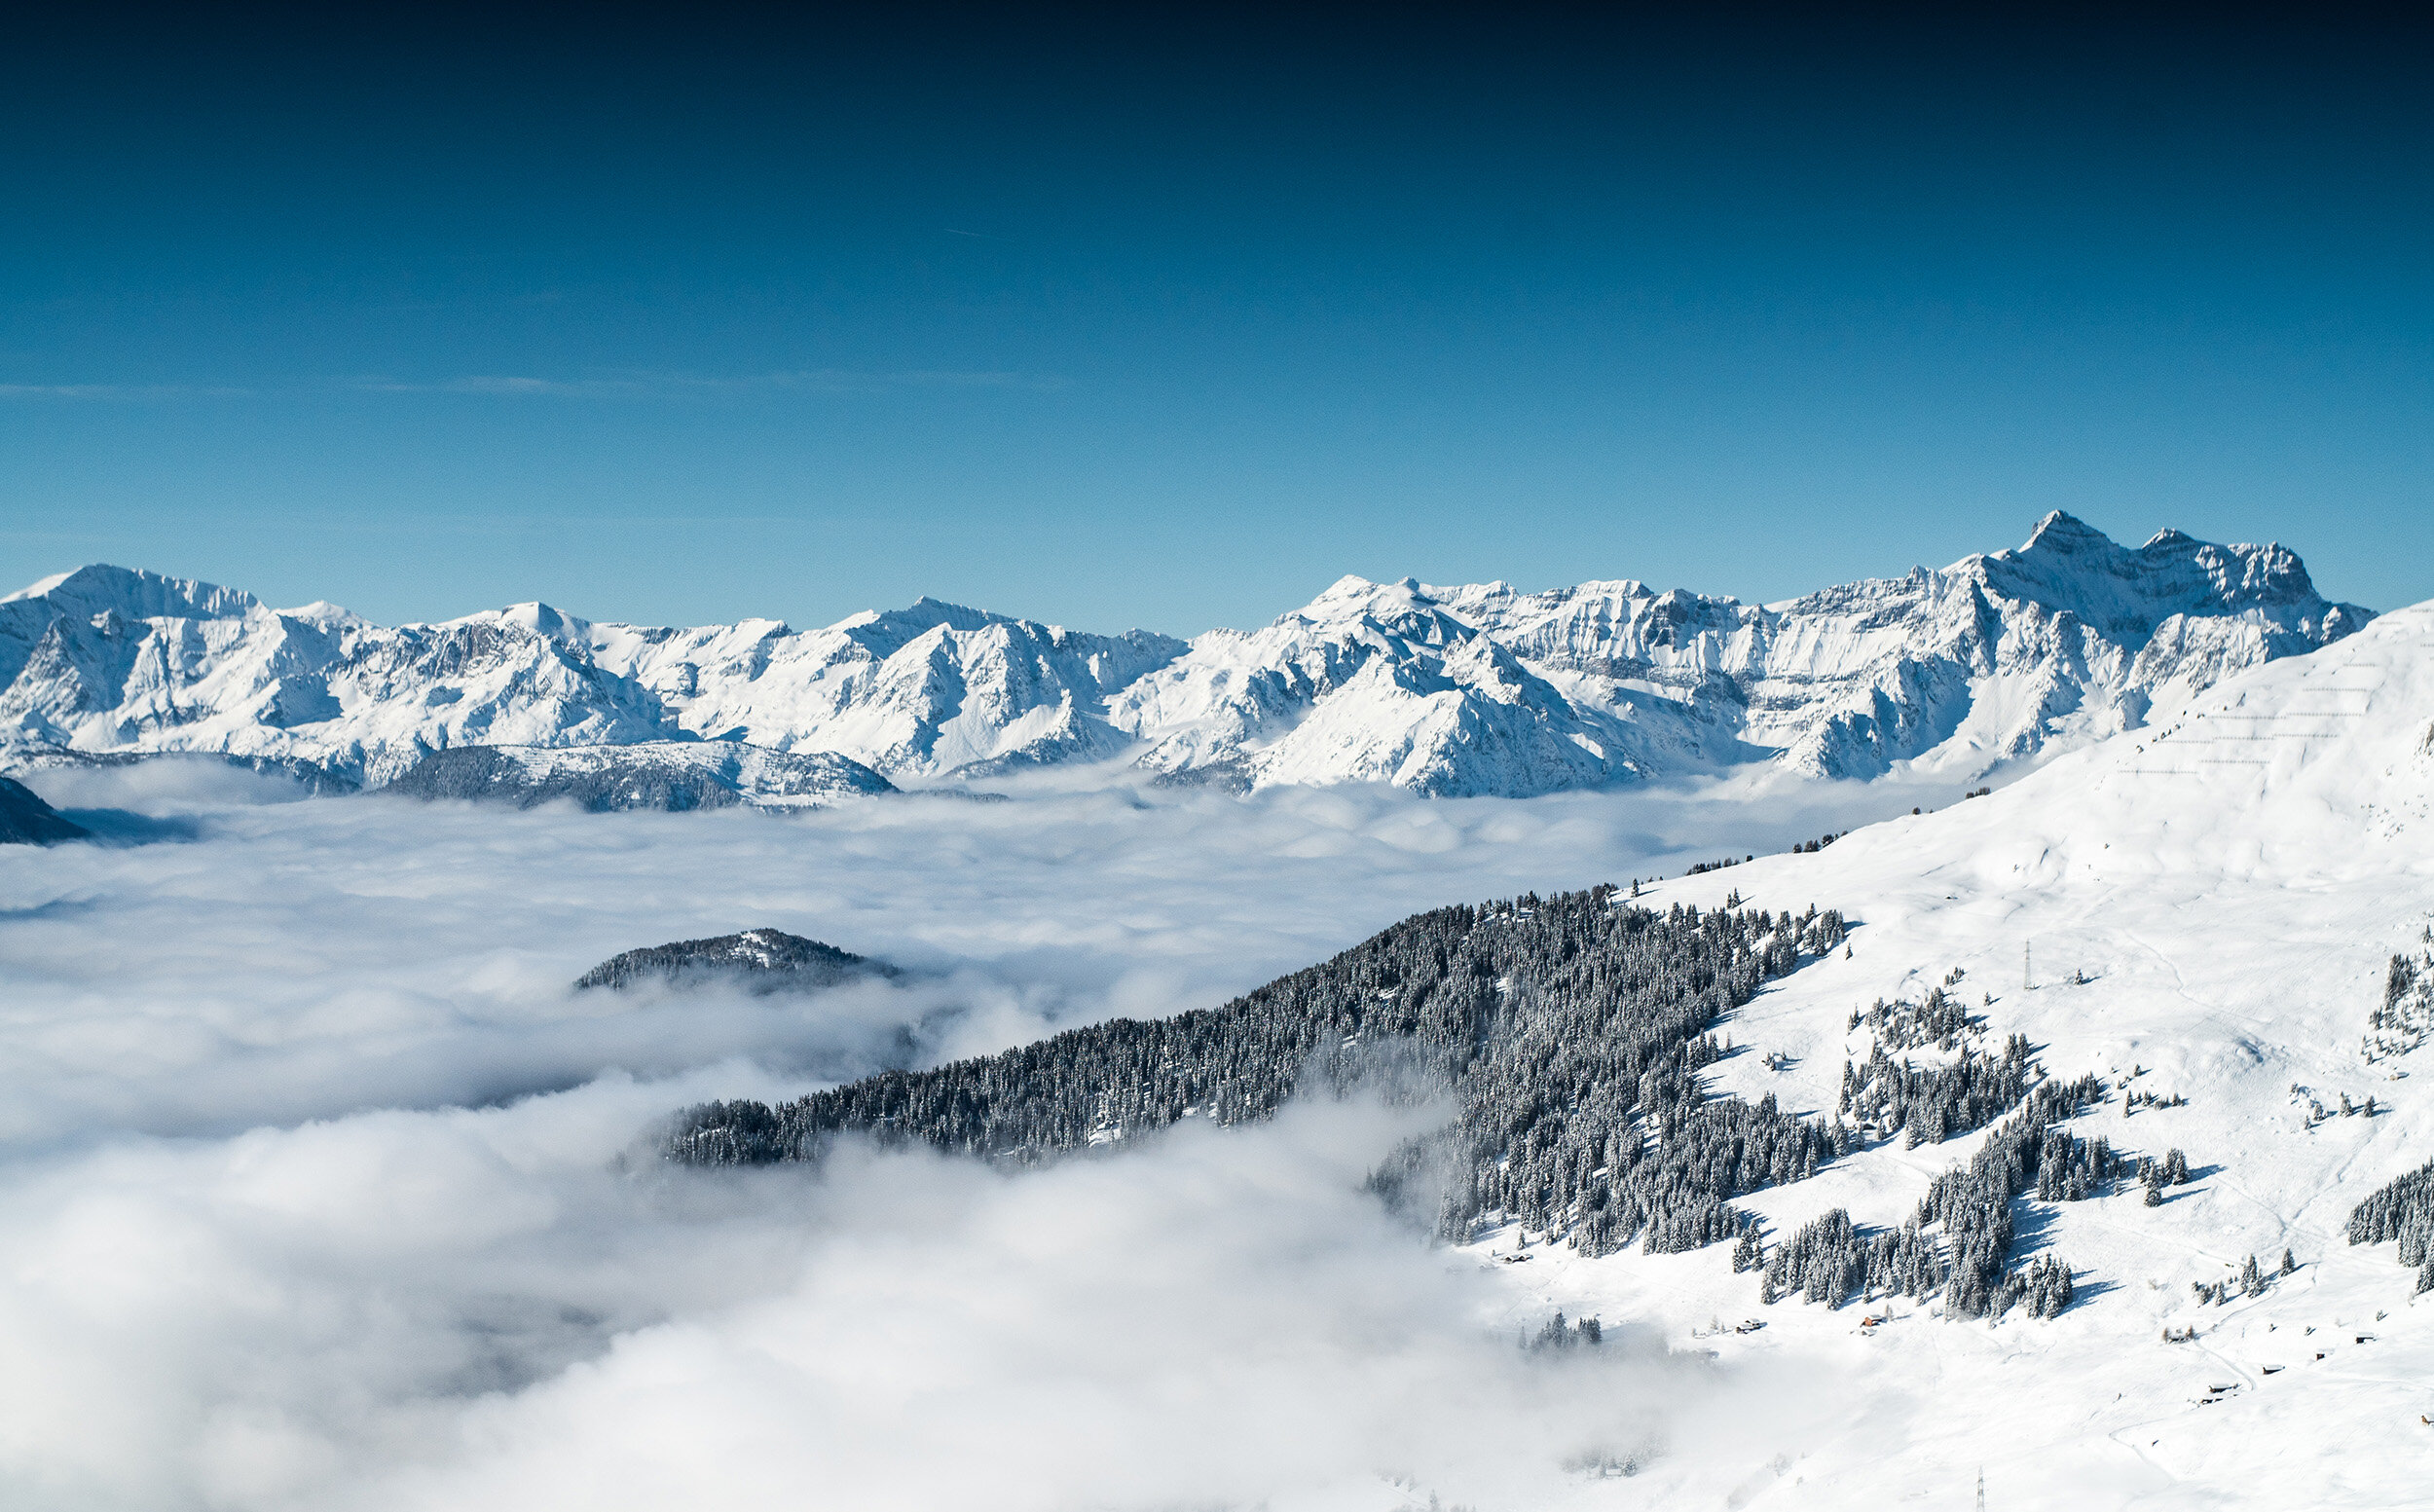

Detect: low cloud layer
[0,768,1912,1508]
[1,1086,1788,1511]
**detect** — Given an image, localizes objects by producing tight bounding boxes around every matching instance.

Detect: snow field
[1475,603,2434,1507]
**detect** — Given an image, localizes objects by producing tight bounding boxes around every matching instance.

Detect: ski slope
[1475,601,2434,1508]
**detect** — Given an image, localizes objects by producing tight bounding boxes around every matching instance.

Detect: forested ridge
[573,927,891,993]
[670,888,1841,1260]
[668,886,2114,1316]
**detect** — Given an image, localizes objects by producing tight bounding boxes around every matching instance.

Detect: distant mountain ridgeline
[0,512,2373,802]
[381,742,895,812]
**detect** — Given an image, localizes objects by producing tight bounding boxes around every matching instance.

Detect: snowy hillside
[654,596,2434,1506]
[1469,596,2434,1507]
[1118,511,2368,792]
[0,513,2366,798]
[2,597,2428,1510]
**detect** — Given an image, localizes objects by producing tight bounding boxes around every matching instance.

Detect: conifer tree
[1732,1227,1763,1273]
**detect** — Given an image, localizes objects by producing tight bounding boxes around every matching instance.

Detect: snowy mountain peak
[1961,512,2345,642]
[3,563,259,621]
[275,601,368,631]
[478,602,592,642]
[833,595,1132,662]
[1309,572,1387,604]
[1130,515,2370,790]
[2017,506,2111,550]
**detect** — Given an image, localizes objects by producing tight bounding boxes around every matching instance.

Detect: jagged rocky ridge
[668,888,2110,1316]
[0,775,88,845]
[0,569,1178,791]
[0,744,362,795]
[574,928,894,993]
[380,742,893,811]
[0,511,2369,796]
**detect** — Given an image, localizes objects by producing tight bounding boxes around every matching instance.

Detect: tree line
[665,884,2115,1321]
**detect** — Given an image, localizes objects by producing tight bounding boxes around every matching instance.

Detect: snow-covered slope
[1120,511,2369,791]
[580,598,1187,778]
[0,567,1173,790]
[1485,599,2434,1508]
[0,514,2366,797]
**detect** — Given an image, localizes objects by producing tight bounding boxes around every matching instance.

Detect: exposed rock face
[378,742,895,812]
[0,513,2371,796]
[0,743,359,794]
[573,928,894,993]
[0,776,89,845]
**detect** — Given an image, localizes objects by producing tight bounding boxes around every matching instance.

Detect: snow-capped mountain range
[0,511,2369,797]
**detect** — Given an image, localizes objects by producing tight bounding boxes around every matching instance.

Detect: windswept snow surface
[0,512,2366,796]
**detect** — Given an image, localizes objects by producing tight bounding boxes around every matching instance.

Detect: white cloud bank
[0,769,1912,1509]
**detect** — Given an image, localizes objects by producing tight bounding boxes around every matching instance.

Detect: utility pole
[1977,1468,1987,1512]
[2023,942,2032,992]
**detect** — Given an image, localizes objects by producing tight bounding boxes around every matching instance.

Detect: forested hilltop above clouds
[0,512,2367,799]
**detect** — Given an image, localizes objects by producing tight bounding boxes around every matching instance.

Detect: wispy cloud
[352,368,1061,397]
[0,383,253,400]
[0,371,1056,403]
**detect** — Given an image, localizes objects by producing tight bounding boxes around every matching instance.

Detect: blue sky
[3,7,2428,633]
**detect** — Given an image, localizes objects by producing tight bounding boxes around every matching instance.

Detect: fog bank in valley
[0,765,1902,1509]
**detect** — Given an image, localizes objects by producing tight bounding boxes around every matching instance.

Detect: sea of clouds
[0,762,1928,1510]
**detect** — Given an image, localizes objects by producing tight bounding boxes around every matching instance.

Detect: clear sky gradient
[4,5,2428,633]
